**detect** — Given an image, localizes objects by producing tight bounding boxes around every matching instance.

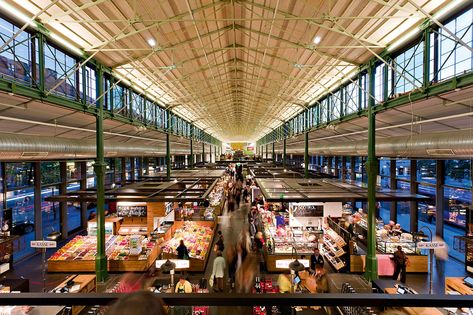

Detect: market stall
[259,203,324,272]
[160,220,216,272]
[46,177,221,273]
[256,178,431,273]
[48,235,159,272]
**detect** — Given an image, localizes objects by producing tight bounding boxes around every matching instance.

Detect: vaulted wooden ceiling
[12,0,451,141]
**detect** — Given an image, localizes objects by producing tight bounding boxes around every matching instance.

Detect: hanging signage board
[417,241,446,249]
[30,240,57,248]
[117,203,147,217]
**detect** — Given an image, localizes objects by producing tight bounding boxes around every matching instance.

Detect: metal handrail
[0,293,473,307]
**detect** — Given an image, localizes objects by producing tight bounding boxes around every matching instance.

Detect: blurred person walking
[211,251,226,292]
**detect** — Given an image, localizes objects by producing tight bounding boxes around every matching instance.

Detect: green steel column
[190,138,194,168]
[37,33,45,94]
[283,138,287,168]
[365,63,378,282]
[166,114,171,181]
[209,145,212,163]
[94,66,108,282]
[202,142,205,164]
[272,142,275,164]
[423,27,431,89]
[304,132,309,178]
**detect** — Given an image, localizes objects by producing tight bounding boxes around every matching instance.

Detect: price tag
[30,240,57,248]
[417,241,446,249]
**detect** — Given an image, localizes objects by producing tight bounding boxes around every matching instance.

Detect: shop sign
[30,240,57,248]
[117,204,147,217]
[275,259,309,269]
[417,241,446,249]
[156,259,190,269]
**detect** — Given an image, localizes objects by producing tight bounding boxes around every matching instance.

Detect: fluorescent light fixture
[434,0,466,20]
[147,38,156,47]
[0,0,37,28]
[313,36,321,44]
[50,33,83,56]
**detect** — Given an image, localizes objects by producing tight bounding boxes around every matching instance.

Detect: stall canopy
[256,178,431,203]
[140,169,226,181]
[46,178,219,203]
[249,166,334,179]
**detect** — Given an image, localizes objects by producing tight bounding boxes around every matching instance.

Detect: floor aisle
[2,194,469,314]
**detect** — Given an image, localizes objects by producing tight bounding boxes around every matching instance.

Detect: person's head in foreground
[107,291,165,315]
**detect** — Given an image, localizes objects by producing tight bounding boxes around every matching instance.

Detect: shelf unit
[322,228,346,270]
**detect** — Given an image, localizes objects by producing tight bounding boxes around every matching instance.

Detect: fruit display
[161,222,213,260]
[48,235,157,262]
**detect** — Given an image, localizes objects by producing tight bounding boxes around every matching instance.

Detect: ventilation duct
[0,133,191,160]
[274,129,473,159]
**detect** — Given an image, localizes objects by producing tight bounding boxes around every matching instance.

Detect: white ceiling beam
[87,1,227,50]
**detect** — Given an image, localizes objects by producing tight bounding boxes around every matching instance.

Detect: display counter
[446,277,473,295]
[48,235,160,272]
[208,178,226,216]
[265,230,322,272]
[154,223,173,241]
[0,236,18,273]
[87,216,123,236]
[332,216,428,273]
[384,287,443,315]
[160,220,216,272]
[349,254,428,274]
[52,274,96,315]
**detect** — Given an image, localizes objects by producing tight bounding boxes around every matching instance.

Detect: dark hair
[397,246,402,251]
[107,291,165,315]
[218,231,222,235]
[217,251,223,257]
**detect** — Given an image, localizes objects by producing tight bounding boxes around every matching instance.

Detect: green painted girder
[258,69,473,145]
[0,75,224,144]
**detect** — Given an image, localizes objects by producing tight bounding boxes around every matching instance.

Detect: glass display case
[272,236,318,254]
[376,240,419,254]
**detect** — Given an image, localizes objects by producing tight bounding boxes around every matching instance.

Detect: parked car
[12,220,34,235]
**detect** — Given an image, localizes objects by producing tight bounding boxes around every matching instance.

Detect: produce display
[161,222,213,260]
[208,180,225,207]
[48,235,156,262]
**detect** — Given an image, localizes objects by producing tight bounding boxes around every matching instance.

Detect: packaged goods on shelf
[321,227,346,270]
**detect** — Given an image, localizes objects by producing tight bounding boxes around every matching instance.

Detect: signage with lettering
[275,259,310,269]
[291,205,324,217]
[117,205,147,217]
[418,241,446,249]
[156,259,190,269]
[30,240,57,248]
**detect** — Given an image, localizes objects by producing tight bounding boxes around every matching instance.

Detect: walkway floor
[3,192,468,314]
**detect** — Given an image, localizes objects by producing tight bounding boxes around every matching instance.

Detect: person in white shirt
[211,251,226,292]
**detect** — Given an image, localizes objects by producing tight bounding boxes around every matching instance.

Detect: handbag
[208,275,214,287]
